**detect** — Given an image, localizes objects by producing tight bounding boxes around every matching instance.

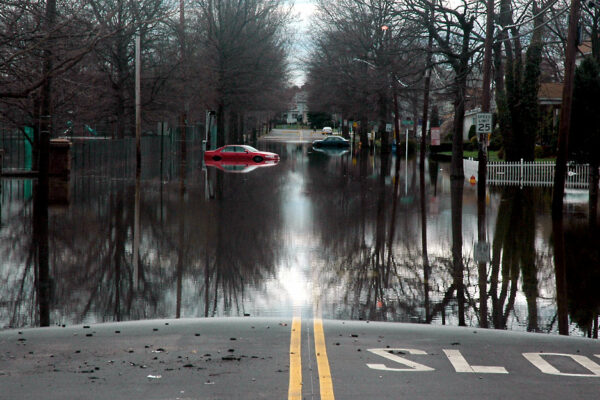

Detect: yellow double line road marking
[288,317,335,399]
[314,318,335,399]
[288,317,302,399]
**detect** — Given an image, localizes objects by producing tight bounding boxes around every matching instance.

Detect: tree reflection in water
[307,150,433,323]
[201,161,284,317]
[564,221,600,337]
[309,155,559,333]
[34,177,50,327]
[1,147,284,328]
[488,187,538,331]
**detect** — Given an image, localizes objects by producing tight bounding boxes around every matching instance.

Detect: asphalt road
[2,317,600,399]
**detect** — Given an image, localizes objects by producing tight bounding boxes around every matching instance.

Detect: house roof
[579,41,592,56]
[538,82,563,105]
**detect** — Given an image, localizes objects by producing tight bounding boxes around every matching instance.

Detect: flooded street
[0,130,595,336]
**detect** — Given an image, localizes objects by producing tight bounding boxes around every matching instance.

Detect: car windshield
[243,145,259,152]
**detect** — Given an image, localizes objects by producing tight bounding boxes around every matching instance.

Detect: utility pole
[37,0,57,328]
[179,0,187,191]
[477,0,495,329]
[176,0,186,317]
[135,33,141,177]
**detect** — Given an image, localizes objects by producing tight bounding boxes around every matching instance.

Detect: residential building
[284,90,308,124]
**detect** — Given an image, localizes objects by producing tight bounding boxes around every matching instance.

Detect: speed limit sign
[476,113,492,133]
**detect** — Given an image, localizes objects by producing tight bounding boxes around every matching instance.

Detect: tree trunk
[378,90,389,153]
[589,162,599,228]
[451,177,466,326]
[552,0,581,336]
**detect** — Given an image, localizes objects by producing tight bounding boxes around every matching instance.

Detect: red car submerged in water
[204,145,279,163]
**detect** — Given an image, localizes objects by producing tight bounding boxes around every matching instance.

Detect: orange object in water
[469,175,476,185]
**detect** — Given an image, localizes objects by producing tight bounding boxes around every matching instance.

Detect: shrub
[534,145,544,159]
[470,135,478,148]
[489,129,503,150]
[468,125,476,140]
[397,139,417,155]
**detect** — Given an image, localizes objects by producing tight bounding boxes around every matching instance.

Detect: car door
[220,146,236,160]
[236,146,252,161]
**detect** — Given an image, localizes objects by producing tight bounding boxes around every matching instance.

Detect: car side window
[222,147,235,152]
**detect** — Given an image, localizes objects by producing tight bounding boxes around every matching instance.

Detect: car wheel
[212,156,221,161]
[253,156,263,162]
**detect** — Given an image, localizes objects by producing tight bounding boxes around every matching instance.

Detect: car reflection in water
[311,146,350,157]
[205,158,279,173]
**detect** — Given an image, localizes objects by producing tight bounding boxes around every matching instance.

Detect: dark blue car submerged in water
[312,136,350,148]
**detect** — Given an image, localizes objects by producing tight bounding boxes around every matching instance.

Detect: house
[283,91,308,124]
[538,82,563,107]
[463,108,482,141]
[457,82,562,141]
[577,41,592,66]
[538,82,563,144]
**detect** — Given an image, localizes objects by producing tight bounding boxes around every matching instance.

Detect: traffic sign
[476,113,492,133]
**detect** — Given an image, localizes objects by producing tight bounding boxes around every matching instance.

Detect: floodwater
[0,131,597,337]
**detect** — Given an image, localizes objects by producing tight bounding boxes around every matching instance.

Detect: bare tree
[85,0,173,138]
[306,0,423,150]
[191,0,292,146]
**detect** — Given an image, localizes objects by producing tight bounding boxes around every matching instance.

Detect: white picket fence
[464,159,591,188]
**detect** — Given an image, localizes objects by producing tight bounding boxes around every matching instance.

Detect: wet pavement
[2,317,600,399]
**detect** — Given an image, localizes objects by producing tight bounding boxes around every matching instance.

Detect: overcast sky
[290,0,316,86]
